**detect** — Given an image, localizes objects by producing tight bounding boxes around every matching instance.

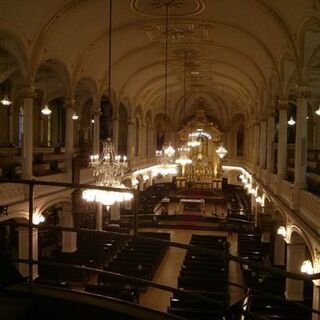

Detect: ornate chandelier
[176,145,192,165]
[216,145,228,159]
[155,0,176,162]
[82,139,133,208]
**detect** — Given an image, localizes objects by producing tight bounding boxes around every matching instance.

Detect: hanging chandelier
[41,104,52,115]
[1,93,12,106]
[176,145,192,165]
[82,139,133,208]
[72,112,79,120]
[216,145,228,159]
[82,0,132,208]
[288,116,295,126]
[155,0,176,163]
[1,51,12,106]
[41,68,52,115]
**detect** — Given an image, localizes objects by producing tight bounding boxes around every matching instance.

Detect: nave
[0,180,317,320]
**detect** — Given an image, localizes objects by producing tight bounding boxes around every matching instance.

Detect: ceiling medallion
[130,0,205,17]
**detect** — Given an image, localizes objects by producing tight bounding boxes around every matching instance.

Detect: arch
[0,24,29,79]
[287,225,314,262]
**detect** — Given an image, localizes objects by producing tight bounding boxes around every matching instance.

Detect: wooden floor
[139,228,245,313]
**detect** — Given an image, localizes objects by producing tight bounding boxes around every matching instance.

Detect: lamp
[316,106,320,116]
[301,260,313,275]
[72,112,79,120]
[216,145,228,159]
[277,226,287,238]
[1,93,12,106]
[82,4,133,209]
[1,51,12,106]
[155,1,175,160]
[288,116,295,126]
[82,139,133,208]
[41,68,52,115]
[33,213,45,225]
[41,104,52,115]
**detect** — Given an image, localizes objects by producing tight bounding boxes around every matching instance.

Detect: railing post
[28,181,34,286]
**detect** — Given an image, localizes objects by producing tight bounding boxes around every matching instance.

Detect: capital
[296,86,311,99]
[92,108,101,116]
[20,84,36,98]
[278,99,289,110]
[64,98,76,109]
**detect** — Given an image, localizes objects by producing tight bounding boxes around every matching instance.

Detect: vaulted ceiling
[0,0,319,129]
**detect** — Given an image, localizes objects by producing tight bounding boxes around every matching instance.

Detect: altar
[179,198,205,215]
[175,109,224,190]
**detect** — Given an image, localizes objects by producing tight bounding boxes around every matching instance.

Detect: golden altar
[176,109,224,189]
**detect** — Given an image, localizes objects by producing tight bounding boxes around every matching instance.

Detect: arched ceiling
[0,0,319,129]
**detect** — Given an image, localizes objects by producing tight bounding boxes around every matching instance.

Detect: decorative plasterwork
[130,0,205,17]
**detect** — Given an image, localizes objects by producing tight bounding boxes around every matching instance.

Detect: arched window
[236,125,244,156]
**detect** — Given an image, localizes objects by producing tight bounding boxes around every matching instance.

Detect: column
[39,115,44,146]
[267,113,275,173]
[253,122,260,166]
[60,211,77,253]
[18,227,38,279]
[127,120,135,161]
[112,116,119,153]
[259,119,267,169]
[93,108,100,155]
[8,108,14,145]
[278,100,288,179]
[65,100,74,180]
[294,90,309,189]
[149,127,154,157]
[312,285,320,320]
[110,202,120,224]
[140,122,146,158]
[97,203,103,231]
[21,86,35,179]
[274,234,286,266]
[285,243,305,301]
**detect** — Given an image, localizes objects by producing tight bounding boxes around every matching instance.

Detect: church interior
[0,0,320,319]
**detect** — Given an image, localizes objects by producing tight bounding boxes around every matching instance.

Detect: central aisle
[139,228,245,312]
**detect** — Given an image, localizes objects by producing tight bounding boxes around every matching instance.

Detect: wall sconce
[277,226,287,238]
[301,260,313,275]
[0,205,8,215]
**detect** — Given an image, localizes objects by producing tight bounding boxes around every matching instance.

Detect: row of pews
[168,234,229,320]
[236,231,312,319]
[37,231,169,304]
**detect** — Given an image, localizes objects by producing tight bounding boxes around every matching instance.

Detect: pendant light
[72,112,79,120]
[288,116,295,126]
[158,2,175,159]
[316,105,320,116]
[41,68,52,115]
